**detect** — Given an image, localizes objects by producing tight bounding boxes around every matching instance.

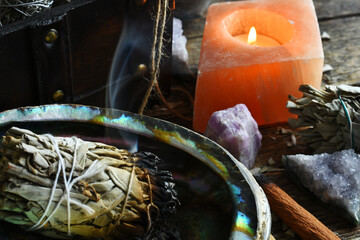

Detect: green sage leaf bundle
[287,84,360,153]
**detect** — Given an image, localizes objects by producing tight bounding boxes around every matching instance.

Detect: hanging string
[138,0,192,121]
[138,0,169,115]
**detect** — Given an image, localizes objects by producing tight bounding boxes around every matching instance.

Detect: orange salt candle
[193,0,324,133]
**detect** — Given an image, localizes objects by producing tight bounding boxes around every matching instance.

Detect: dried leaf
[321,31,331,40]
[323,64,334,73]
[287,84,360,153]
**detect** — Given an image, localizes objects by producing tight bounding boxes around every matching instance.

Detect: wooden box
[0,0,172,112]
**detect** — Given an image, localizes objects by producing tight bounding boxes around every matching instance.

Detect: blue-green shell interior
[0,104,257,240]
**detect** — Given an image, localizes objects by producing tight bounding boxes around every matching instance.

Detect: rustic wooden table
[145,0,360,239]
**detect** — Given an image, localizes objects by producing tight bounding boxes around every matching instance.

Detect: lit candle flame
[247,27,257,45]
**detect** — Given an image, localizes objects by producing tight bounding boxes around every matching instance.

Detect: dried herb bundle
[0,127,178,239]
[287,84,360,153]
[0,0,54,27]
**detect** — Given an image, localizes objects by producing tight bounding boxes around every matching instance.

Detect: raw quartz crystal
[172,17,188,63]
[204,104,262,169]
[0,127,178,239]
[283,149,360,225]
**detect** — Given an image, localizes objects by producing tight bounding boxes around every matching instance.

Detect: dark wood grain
[319,16,360,85]
[314,0,360,20]
[255,123,313,167]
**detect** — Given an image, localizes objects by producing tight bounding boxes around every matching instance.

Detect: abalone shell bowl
[0,104,271,240]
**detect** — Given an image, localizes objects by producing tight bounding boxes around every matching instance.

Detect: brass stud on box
[45,29,59,43]
[52,90,64,102]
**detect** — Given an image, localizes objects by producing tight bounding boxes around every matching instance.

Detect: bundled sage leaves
[0,127,178,239]
[287,84,360,153]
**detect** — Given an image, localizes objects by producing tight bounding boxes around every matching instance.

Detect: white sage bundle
[0,127,178,239]
[287,84,360,153]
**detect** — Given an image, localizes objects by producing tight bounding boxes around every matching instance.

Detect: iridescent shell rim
[0,104,271,240]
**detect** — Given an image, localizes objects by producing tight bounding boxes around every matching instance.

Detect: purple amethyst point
[204,104,262,169]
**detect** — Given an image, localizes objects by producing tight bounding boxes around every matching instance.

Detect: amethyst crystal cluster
[283,149,360,225]
[204,104,262,169]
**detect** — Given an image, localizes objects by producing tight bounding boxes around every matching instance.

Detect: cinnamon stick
[255,174,341,240]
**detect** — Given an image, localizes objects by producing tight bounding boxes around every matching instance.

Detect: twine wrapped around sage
[0,127,178,239]
[287,84,360,153]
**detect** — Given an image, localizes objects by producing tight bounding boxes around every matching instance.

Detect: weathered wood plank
[186,37,202,72]
[314,0,360,20]
[255,123,313,167]
[319,16,360,85]
[183,0,360,20]
[182,17,206,39]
